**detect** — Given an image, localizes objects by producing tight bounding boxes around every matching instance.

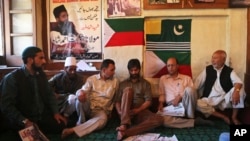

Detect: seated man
[0,46,67,137]
[195,50,246,125]
[115,58,164,140]
[158,57,213,128]
[61,59,119,139]
[48,57,84,124]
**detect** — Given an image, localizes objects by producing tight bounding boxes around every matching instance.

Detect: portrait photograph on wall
[144,0,228,9]
[149,0,167,4]
[107,0,141,17]
[49,0,102,61]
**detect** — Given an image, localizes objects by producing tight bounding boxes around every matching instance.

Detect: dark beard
[130,74,140,79]
[31,63,43,72]
[68,73,77,80]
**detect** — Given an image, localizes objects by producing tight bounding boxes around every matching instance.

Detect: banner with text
[49,0,102,61]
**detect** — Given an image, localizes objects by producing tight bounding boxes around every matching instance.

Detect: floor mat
[0,118,229,141]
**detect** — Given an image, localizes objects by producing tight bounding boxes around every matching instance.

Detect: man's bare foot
[117,130,125,141]
[116,124,127,131]
[222,116,230,125]
[61,128,74,139]
[116,125,127,141]
[232,118,242,125]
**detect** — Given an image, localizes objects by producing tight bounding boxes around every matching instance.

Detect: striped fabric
[144,19,192,78]
[104,18,144,47]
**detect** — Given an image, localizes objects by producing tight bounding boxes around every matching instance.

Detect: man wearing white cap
[49,57,84,123]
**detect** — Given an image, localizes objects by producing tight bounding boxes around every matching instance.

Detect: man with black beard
[115,58,164,141]
[49,57,84,124]
[51,5,78,36]
[0,46,67,139]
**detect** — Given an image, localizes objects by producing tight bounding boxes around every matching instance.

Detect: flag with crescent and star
[144,19,192,78]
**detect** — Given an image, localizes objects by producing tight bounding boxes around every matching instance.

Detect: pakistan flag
[144,19,192,78]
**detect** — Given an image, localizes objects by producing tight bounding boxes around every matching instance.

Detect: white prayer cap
[64,57,77,67]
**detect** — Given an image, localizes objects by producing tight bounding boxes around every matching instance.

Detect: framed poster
[107,0,142,17]
[49,0,102,61]
[143,0,228,9]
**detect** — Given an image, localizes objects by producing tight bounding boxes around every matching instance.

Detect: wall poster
[107,0,141,17]
[49,0,102,61]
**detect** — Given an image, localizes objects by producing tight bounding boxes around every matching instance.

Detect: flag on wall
[104,18,144,47]
[144,19,192,78]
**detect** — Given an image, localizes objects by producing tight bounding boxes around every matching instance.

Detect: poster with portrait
[49,0,102,61]
[107,0,141,17]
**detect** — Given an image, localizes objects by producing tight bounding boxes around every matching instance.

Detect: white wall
[103,2,247,96]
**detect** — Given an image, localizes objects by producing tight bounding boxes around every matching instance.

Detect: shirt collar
[165,73,181,80]
[21,65,40,77]
[213,65,224,71]
[96,73,114,80]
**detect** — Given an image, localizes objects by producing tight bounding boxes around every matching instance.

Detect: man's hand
[54,113,67,125]
[232,91,240,105]
[158,102,164,112]
[54,93,60,99]
[78,90,87,103]
[172,95,182,106]
[130,108,140,116]
[23,119,33,128]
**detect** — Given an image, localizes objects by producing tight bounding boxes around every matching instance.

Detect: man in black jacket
[0,46,67,136]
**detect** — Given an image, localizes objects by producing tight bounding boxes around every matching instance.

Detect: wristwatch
[22,119,28,125]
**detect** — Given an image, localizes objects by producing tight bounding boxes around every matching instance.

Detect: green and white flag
[144,19,192,78]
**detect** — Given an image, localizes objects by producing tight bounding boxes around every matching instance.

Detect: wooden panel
[244,8,250,105]
[44,62,102,70]
[144,0,228,9]
[44,70,99,81]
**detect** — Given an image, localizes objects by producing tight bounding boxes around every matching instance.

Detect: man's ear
[64,67,68,71]
[27,57,33,63]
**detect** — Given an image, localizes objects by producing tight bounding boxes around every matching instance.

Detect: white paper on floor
[124,133,178,141]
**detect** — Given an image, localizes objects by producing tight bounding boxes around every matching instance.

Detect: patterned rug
[0,117,229,141]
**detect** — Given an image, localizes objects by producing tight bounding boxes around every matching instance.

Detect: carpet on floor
[0,117,229,141]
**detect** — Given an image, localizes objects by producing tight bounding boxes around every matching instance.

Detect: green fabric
[153,51,191,65]
[105,18,144,32]
[147,19,192,42]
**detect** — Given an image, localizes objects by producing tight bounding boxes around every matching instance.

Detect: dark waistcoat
[202,65,233,97]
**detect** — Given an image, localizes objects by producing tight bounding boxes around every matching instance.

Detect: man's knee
[184,87,196,97]
[122,87,134,98]
[96,114,108,129]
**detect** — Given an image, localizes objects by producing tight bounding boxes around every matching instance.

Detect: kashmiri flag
[104,18,144,47]
[144,19,192,78]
